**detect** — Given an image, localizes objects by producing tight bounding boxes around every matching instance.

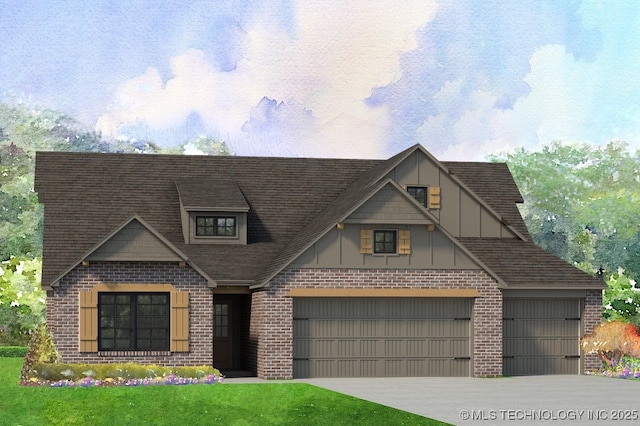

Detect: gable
[388,148,521,239]
[346,183,430,223]
[87,219,182,262]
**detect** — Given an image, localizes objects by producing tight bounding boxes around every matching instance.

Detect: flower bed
[596,356,640,380]
[22,372,224,387]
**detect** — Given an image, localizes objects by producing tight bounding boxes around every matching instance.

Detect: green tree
[602,268,640,329]
[490,140,640,280]
[0,256,45,344]
[183,136,232,156]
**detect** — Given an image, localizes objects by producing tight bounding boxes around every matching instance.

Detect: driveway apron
[297,375,640,425]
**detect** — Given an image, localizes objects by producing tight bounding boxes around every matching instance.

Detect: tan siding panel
[349,186,426,222]
[460,190,480,237]
[171,291,189,352]
[439,176,459,236]
[79,291,98,352]
[88,220,181,261]
[480,207,502,237]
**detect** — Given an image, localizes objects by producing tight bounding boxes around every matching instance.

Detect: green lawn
[0,358,448,425]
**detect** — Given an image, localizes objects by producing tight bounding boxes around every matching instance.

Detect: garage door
[503,299,581,375]
[293,298,472,378]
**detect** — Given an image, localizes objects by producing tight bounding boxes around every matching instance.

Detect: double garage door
[293,297,583,378]
[293,298,472,378]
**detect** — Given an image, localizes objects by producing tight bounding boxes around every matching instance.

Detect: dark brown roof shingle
[35,146,598,290]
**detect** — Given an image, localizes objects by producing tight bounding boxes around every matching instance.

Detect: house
[34,144,604,379]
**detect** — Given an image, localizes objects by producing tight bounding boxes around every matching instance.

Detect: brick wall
[46,261,213,366]
[583,289,604,373]
[253,268,503,379]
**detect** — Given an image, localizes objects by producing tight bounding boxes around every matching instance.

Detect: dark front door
[213,300,233,369]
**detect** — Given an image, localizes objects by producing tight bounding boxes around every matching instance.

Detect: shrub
[581,320,640,368]
[603,268,640,327]
[0,346,28,357]
[27,362,221,382]
[20,323,60,382]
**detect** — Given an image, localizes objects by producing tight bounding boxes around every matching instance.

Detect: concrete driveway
[227,375,640,425]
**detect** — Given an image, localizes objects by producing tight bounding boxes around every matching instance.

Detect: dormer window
[175,179,249,245]
[195,216,237,237]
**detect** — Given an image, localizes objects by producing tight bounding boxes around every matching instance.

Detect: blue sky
[1,0,639,160]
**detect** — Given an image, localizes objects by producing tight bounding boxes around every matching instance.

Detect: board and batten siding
[389,149,516,239]
[291,224,479,269]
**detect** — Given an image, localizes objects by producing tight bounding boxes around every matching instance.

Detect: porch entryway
[212,293,254,377]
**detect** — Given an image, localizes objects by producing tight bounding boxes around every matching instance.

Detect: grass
[0,358,448,425]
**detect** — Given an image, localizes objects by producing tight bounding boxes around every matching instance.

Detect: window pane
[138,317,151,328]
[115,295,130,304]
[98,292,169,352]
[138,304,151,316]
[151,329,167,338]
[152,305,166,316]
[153,317,167,328]
[152,295,167,304]
[116,305,130,316]
[101,328,114,338]
[100,317,114,328]
[101,294,114,305]
[116,317,131,328]
[115,329,130,339]
[100,305,114,317]
[101,339,114,349]
[116,339,130,349]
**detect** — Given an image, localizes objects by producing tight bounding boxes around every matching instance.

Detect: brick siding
[46,261,213,366]
[583,289,604,373]
[253,268,503,379]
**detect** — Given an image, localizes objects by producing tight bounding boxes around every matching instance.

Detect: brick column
[252,288,293,379]
[583,289,603,373]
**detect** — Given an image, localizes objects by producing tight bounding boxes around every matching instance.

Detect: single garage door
[503,299,581,375]
[293,298,472,378]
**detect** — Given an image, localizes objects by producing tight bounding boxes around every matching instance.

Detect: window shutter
[398,230,411,254]
[360,229,373,254]
[171,291,189,352]
[79,290,98,352]
[428,186,441,209]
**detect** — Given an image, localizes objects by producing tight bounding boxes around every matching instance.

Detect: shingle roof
[35,152,378,287]
[175,178,249,211]
[35,145,599,290]
[458,238,603,289]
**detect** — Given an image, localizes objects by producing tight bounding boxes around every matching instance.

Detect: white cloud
[418,44,601,160]
[96,1,437,158]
